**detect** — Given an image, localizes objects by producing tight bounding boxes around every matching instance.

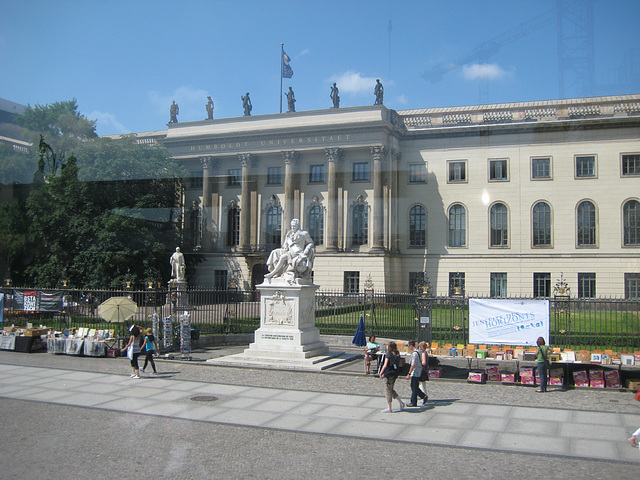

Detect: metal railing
[2,287,639,351]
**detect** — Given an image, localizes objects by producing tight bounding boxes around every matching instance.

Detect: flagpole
[280,43,284,113]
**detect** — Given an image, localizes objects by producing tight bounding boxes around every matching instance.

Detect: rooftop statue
[286,87,296,113]
[206,96,214,120]
[242,92,252,116]
[330,83,340,108]
[169,100,179,123]
[374,79,384,105]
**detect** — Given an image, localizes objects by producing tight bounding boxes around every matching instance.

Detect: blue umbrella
[352,315,366,347]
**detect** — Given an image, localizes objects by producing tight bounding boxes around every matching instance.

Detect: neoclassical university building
[133,94,639,298]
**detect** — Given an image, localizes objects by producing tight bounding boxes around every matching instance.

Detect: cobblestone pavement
[1,347,639,479]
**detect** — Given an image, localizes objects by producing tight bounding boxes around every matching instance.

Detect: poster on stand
[469,298,549,346]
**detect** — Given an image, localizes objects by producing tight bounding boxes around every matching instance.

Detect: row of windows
[440,199,640,248]
[442,153,640,184]
[405,272,640,300]
[225,198,640,249]
[212,153,640,188]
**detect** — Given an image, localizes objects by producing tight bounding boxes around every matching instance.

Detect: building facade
[153,94,640,298]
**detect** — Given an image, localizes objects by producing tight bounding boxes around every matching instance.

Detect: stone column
[282,151,298,238]
[200,156,217,250]
[370,145,386,251]
[238,153,254,252]
[325,147,342,251]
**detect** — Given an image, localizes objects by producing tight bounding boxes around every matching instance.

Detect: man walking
[405,340,427,407]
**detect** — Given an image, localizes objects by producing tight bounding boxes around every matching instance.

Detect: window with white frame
[577,200,597,246]
[531,157,551,180]
[489,158,508,181]
[575,155,596,178]
[490,203,509,247]
[448,160,467,183]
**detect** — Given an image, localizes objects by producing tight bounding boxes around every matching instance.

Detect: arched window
[623,199,640,246]
[353,204,368,246]
[409,205,426,247]
[532,202,551,246]
[227,203,239,246]
[265,205,281,246]
[577,200,596,246]
[448,204,466,247]
[309,205,324,245]
[490,203,508,247]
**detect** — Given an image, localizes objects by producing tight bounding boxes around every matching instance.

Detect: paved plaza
[1,346,639,479]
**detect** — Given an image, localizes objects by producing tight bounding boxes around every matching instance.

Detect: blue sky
[2,0,638,136]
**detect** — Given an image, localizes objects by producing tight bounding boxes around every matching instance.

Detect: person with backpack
[378,341,406,413]
[405,340,427,407]
[140,328,159,375]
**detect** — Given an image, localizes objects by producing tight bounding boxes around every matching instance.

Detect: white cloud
[90,110,129,136]
[328,71,381,95]
[297,48,310,58]
[462,63,509,81]
[148,86,210,123]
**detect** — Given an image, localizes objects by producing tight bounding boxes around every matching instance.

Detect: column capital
[200,155,217,170]
[237,153,256,168]
[324,147,343,162]
[281,150,299,164]
[370,145,387,160]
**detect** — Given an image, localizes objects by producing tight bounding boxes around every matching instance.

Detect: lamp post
[363,274,376,338]
[415,273,434,343]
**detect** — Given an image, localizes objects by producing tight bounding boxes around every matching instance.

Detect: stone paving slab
[1,363,640,463]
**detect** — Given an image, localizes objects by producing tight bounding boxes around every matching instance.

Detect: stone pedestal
[206,279,356,371]
[246,281,328,359]
[167,280,193,311]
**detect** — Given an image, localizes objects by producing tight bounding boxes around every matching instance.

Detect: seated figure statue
[265,219,315,282]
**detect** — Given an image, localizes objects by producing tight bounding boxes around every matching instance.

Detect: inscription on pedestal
[261,334,294,341]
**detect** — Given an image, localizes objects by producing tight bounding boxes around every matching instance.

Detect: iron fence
[2,287,639,351]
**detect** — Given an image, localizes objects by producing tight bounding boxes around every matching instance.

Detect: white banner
[469,299,550,346]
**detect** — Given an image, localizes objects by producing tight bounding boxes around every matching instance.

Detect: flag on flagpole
[282,50,293,78]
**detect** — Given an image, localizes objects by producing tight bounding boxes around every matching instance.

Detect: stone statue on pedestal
[170,247,186,281]
[265,219,315,283]
[286,87,296,113]
[242,93,252,116]
[330,83,340,108]
[374,79,384,105]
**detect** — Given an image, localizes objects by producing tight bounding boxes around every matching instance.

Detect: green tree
[23,136,188,288]
[15,99,97,178]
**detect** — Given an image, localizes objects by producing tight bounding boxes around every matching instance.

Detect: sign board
[469,298,549,346]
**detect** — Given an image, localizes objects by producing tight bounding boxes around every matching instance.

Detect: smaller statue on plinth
[170,247,186,282]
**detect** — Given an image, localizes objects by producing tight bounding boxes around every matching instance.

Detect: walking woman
[141,328,158,375]
[418,341,430,404]
[378,341,405,413]
[536,336,551,393]
[121,324,142,379]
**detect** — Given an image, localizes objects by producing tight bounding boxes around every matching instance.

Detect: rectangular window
[344,271,360,293]
[409,163,427,183]
[309,164,325,183]
[575,155,596,178]
[489,158,508,181]
[625,273,640,300]
[622,154,640,176]
[189,172,203,189]
[449,272,465,296]
[227,168,241,187]
[578,273,596,299]
[267,166,282,185]
[490,273,507,298]
[214,270,228,290]
[352,162,369,182]
[448,160,467,183]
[531,157,551,179]
[533,273,551,298]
